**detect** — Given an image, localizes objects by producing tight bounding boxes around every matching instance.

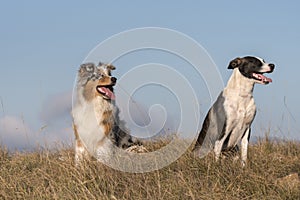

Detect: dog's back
[193,92,227,157]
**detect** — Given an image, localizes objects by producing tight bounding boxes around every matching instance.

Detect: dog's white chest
[223,91,256,147]
[225,97,256,124]
[72,97,114,155]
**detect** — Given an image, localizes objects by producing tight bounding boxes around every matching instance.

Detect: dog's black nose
[111,77,117,83]
[269,63,275,70]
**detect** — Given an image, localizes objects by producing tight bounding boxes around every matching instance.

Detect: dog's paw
[125,145,148,153]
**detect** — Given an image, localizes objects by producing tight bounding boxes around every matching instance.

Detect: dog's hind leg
[241,127,251,167]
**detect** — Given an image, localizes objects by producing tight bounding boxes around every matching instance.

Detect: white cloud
[38,126,74,149]
[0,115,73,151]
[0,90,74,151]
[39,90,72,123]
[0,116,34,150]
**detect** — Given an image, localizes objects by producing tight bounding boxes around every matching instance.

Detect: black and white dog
[193,56,275,166]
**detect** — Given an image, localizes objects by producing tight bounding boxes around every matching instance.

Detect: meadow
[0,138,299,200]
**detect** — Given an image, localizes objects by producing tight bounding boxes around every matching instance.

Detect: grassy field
[0,138,299,200]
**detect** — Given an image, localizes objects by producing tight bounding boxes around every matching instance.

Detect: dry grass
[0,138,299,200]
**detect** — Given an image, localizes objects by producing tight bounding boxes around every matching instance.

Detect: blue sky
[0,1,299,150]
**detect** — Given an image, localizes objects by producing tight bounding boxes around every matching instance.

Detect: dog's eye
[96,74,104,79]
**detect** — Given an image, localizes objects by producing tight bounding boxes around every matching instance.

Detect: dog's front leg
[73,124,88,166]
[75,138,88,165]
[241,127,251,167]
[214,140,223,161]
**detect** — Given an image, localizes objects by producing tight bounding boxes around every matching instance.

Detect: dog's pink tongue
[258,74,273,83]
[98,87,115,100]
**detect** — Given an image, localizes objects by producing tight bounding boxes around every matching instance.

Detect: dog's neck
[225,68,255,98]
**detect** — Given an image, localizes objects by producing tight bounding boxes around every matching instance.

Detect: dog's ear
[98,61,103,66]
[106,64,116,70]
[79,63,95,73]
[228,57,243,69]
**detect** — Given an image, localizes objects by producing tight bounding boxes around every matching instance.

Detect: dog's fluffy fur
[193,56,275,165]
[72,62,137,164]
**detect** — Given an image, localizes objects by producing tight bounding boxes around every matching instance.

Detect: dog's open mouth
[96,85,115,100]
[252,73,273,84]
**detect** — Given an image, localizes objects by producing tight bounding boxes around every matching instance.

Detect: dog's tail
[193,109,211,150]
